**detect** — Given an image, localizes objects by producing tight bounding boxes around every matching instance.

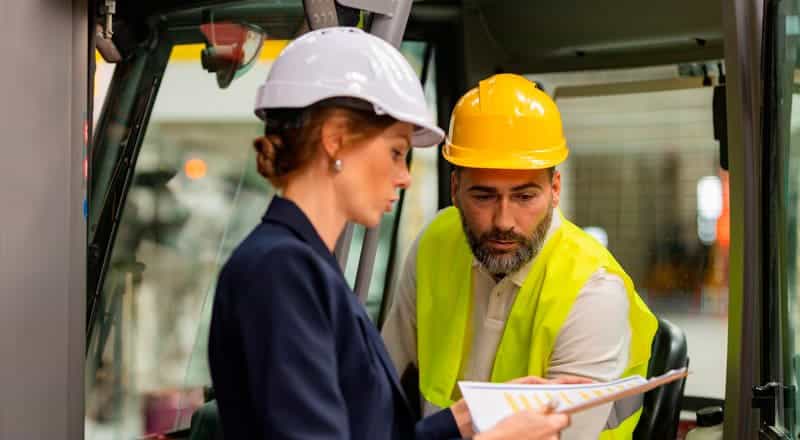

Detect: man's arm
[548,268,631,440]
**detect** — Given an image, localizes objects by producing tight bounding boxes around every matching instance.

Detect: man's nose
[492,198,515,232]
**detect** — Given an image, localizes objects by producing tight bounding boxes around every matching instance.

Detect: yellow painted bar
[96,40,288,63]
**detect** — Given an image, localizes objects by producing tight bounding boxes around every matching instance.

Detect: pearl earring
[333,159,343,172]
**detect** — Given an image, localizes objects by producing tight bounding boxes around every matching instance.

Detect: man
[382,73,658,439]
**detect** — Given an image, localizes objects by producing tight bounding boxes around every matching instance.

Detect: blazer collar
[262,195,341,272]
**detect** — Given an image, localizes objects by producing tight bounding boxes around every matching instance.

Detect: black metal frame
[87,29,173,340]
[757,0,799,436]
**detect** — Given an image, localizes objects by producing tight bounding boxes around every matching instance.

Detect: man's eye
[514,194,535,202]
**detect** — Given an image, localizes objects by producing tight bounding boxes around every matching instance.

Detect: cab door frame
[722,0,765,438]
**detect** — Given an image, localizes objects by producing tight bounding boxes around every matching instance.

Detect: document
[459,368,689,432]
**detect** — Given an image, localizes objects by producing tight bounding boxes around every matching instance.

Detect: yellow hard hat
[443,73,569,169]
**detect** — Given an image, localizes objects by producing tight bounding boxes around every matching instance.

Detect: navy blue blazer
[208,196,461,440]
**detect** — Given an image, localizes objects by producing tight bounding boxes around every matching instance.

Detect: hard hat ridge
[443,73,569,169]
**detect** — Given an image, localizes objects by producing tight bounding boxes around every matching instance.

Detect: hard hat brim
[255,82,444,148]
[442,141,569,169]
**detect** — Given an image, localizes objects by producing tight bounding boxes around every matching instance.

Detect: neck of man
[491,273,507,283]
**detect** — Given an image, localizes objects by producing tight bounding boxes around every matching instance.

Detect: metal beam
[347,0,414,303]
[369,0,414,48]
[721,0,764,438]
[0,0,87,438]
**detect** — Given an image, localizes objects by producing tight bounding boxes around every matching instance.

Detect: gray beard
[461,205,553,277]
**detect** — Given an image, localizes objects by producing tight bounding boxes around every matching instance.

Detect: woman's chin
[353,211,383,229]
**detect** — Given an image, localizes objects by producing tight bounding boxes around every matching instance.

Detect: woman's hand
[451,375,589,438]
[450,398,474,438]
[475,410,570,440]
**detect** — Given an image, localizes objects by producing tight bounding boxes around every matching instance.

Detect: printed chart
[459,368,688,432]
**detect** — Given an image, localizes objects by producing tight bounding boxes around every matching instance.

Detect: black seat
[633,317,689,440]
[188,399,223,440]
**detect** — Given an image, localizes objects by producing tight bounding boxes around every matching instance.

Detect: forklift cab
[83,0,800,439]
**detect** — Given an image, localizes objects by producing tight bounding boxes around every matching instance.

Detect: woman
[208,27,569,440]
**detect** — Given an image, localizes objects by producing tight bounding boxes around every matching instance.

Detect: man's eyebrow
[467,185,499,193]
[511,183,543,191]
[467,183,542,192]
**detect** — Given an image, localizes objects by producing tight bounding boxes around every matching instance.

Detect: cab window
[85,34,435,438]
[529,63,729,409]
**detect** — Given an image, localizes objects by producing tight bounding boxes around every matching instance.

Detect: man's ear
[551,170,562,207]
[450,171,459,208]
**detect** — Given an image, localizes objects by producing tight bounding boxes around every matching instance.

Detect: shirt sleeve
[548,268,631,440]
[381,235,421,378]
[230,244,351,439]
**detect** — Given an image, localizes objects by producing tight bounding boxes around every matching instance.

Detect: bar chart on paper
[501,378,643,412]
[459,368,688,432]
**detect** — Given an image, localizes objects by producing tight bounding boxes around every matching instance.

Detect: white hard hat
[254,27,444,148]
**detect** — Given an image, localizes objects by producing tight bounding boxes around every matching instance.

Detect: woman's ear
[320,112,349,159]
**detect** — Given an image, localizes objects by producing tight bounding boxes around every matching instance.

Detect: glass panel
[311,40,435,321]
[529,65,729,401]
[775,0,800,433]
[785,90,800,435]
[93,52,115,127]
[379,47,440,324]
[86,34,439,438]
[85,31,278,438]
[364,41,434,320]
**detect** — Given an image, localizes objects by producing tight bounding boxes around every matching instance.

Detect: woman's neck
[282,172,347,252]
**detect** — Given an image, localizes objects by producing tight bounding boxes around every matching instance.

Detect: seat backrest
[633,317,689,440]
[188,400,224,440]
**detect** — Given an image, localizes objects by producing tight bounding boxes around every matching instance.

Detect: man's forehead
[459,167,550,188]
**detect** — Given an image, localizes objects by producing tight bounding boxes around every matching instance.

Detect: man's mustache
[480,228,529,244]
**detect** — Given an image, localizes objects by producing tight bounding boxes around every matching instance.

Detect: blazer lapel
[352,302,414,414]
[265,196,415,416]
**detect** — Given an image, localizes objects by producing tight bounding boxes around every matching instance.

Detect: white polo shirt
[381,213,632,439]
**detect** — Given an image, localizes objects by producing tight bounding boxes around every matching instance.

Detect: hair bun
[253,135,288,185]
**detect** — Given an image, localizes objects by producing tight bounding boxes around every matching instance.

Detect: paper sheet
[459,368,688,432]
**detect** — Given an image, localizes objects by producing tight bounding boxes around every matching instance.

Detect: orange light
[716,171,730,249]
[184,158,208,180]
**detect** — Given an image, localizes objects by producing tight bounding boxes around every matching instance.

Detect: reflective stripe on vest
[416,207,658,439]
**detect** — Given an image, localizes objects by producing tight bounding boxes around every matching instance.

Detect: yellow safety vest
[416,207,658,439]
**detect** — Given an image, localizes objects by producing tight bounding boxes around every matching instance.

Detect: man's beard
[460,204,554,277]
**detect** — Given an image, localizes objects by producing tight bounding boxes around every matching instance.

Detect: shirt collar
[471,208,563,287]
